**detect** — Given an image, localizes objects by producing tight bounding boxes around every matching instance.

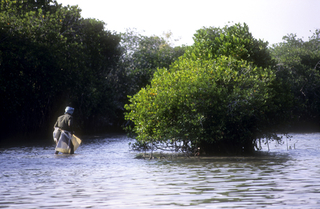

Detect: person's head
[65,106,74,115]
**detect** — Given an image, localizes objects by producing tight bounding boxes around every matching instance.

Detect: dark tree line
[0,1,185,141]
[1,0,320,149]
[271,32,320,131]
[0,0,122,140]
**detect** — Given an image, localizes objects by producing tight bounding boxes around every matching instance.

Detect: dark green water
[1,133,320,208]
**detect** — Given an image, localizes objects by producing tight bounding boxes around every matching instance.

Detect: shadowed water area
[1,133,320,208]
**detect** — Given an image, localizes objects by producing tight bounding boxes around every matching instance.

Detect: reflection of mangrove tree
[2,1,320,155]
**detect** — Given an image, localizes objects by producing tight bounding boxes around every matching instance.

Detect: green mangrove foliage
[271,32,320,130]
[125,23,293,155]
[0,0,122,137]
[185,23,274,68]
[110,30,187,127]
[119,29,186,96]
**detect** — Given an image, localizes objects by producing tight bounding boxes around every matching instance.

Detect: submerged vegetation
[1,1,320,155]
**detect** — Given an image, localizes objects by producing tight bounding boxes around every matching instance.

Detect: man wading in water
[53,106,75,154]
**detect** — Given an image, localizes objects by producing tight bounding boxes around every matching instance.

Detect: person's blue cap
[65,106,74,115]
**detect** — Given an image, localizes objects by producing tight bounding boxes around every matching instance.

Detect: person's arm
[54,120,58,129]
[68,117,74,133]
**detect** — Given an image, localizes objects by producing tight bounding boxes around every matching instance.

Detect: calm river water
[1,133,320,208]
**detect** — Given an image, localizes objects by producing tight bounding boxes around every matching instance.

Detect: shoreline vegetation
[1,1,320,155]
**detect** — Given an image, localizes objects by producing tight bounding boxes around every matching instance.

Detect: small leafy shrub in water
[125,23,292,155]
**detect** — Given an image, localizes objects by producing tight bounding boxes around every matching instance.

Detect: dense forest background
[1,0,320,144]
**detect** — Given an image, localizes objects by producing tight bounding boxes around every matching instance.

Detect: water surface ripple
[1,133,320,208]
